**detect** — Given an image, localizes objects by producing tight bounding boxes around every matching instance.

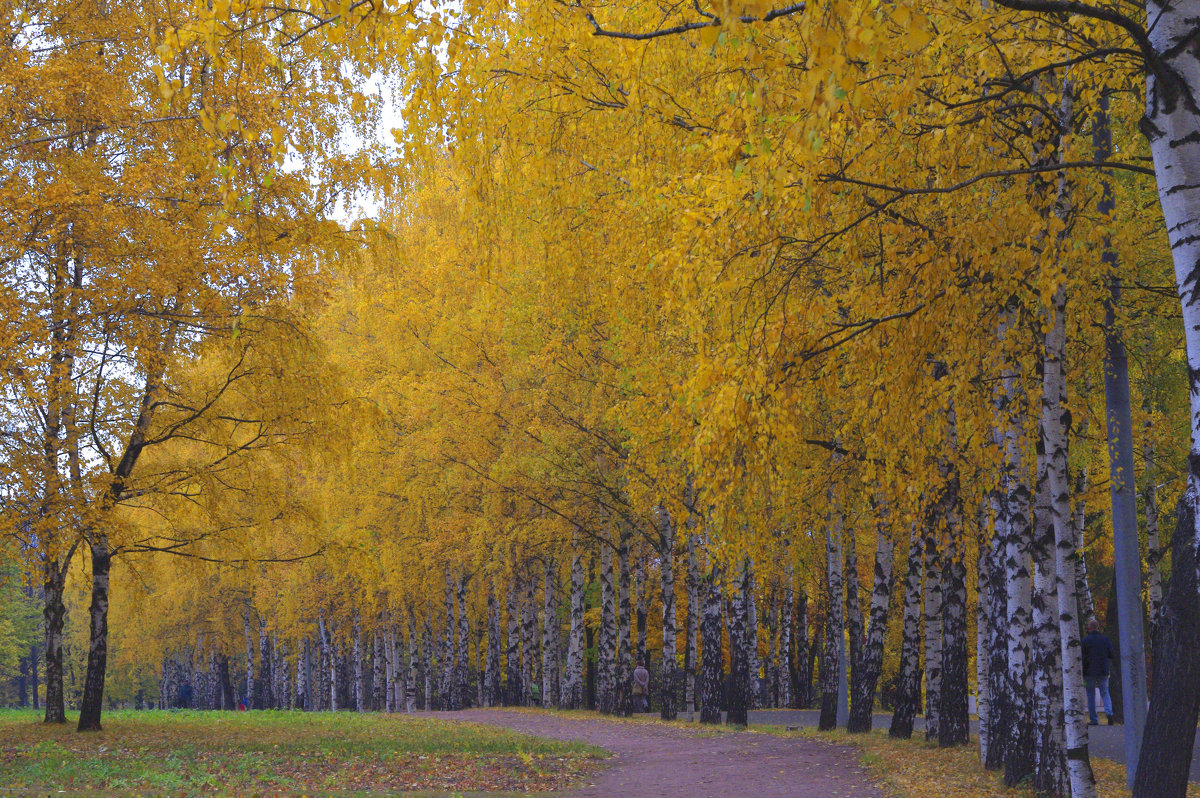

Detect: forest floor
[0,708,602,796]
[437,708,884,796]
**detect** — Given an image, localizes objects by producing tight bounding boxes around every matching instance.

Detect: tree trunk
[819,510,845,732]
[890,526,922,738]
[542,559,559,709]
[1031,447,1067,795]
[635,552,649,671]
[743,557,759,711]
[1133,497,1200,798]
[699,562,724,725]
[406,608,419,713]
[42,554,69,724]
[1043,278,1097,796]
[597,541,615,713]
[983,493,1009,770]
[486,586,503,707]
[616,528,632,716]
[1104,86,1151,780]
[792,585,810,709]
[457,574,471,709]
[506,577,521,706]
[1002,411,1036,785]
[778,567,793,708]
[848,517,895,733]
[922,524,943,741]
[374,624,386,711]
[1144,440,1163,660]
[845,531,862,725]
[521,568,538,706]
[563,548,586,709]
[77,540,112,731]
[684,530,701,720]
[657,506,678,720]
[353,614,365,712]
[726,560,751,726]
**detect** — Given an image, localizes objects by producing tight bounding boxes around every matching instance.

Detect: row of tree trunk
[157,541,829,719]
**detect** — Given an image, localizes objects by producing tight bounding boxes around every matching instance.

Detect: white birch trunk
[457,574,470,709]
[542,558,559,709]
[923,527,943,741]
[1143,0,1200,611]
[486,586,502,707]
[684,530,701,720]
[1043,280,1097,796]
[598,540,615,713]
[656,506,678,719]
[616,529,632,716]
[819,510,845,731]
[406,609,419,713]
[562,546,586,709]
[744,557,759,711]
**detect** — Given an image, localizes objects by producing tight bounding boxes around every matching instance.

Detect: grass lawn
[0,709,604,796]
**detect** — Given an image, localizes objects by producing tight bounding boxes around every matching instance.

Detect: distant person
[175,682,193,710]
[530,681,541,707]
[632,661,650,713]
[1082,619,1115,725]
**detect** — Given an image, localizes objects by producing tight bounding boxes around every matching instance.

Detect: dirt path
[437,710,884,798]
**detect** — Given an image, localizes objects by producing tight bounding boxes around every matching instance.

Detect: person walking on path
[1082,618,1115,725]
[632,661,650,713]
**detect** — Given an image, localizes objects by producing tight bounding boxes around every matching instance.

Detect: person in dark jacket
[1081,619,1115,725]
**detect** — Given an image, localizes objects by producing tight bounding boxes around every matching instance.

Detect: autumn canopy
[1,0,1198,796]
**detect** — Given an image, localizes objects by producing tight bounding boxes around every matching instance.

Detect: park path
[436,709,884,798]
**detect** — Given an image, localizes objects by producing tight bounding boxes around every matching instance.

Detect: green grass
[0,709,604,796]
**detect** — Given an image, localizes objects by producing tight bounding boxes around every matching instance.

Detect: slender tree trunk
[684,530,701,720]
[457,574,471,710]
[442,572,456,711]
[922,524,943,741]
[542,559,559,709]
[563,547,586,709]
[42,555,69,724]
[77,540,112,731]
[635,553,649,670]
[374,624,385,711]
[699,562,724,725]
[261,618,275,711]
[1031,446,1067,795]
[819,510,845,732]
[977,530,992,764]
[848,517,895,733]
[1133,497,1200,798]
[1144,439,1163,657]
[890,526,923,738]
[743,557,759,711]
[486,586,503,707]
[1101,88,1151,781]
[1043,277,1097,796]
[406,609,419,713]
[792,585,810,709]
[616,529,633,716]
[1002,416,1036,784]
[845,532,862,724]
[657,506,678,720]
[726,560,751,726]
[597,542,615,713]
[779,567,793,708]
[521,569,537,706]
[422,617,433,711]
[984,492,1009,771]
[506,577,522,707]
